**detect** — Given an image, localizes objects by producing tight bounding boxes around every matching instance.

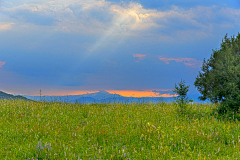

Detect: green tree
[194,33,240,113]
[173,79,192,110]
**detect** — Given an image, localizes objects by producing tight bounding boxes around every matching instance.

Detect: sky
[0,0,240,97]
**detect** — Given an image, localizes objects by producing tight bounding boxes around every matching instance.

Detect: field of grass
[0,99,240,159]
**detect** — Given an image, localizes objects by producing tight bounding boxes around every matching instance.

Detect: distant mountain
[72,96,177,104]
[0,91,30,101]
[25,90,124,102]
[72,97,99,103]
[78,90,124,99]
[25,90,208,104]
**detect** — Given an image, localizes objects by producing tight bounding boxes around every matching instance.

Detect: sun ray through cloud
[1,0,240,97]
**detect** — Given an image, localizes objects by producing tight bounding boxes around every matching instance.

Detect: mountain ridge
[25,90,206,103]
[0,91,31,101]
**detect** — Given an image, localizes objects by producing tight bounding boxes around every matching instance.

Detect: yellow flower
[151,145,155,150]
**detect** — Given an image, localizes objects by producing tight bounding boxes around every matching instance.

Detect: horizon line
[18,89,178,98]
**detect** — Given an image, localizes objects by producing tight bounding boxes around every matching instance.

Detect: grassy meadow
[1,99,240,159]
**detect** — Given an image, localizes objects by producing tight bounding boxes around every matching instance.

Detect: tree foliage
[173,79,192,108]
[194,33,240,112]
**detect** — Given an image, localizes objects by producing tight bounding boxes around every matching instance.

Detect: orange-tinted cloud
[132,54,146,62]
[106,90,178,97]
[40,90,99,96]
[0,22,14,30]
[159,57,202,68]
[0,61,6,68]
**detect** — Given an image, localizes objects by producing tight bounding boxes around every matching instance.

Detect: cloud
[220,7,240,19]
[159,56,202,68]
[106,59,117,64]
[0,22,14,30]
[152,89,174,93]
[1,1,240,41]
[111,2,160,31]
[1,3,58,26]
[151,89,179,97]
[1,1,240,96]
[158,93,178,97]
[0,61,6,68]
[107,90,178,97]
[132,53,146,62]
[39,90,99,96]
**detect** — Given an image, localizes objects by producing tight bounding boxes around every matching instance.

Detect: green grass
[1,99,240,159]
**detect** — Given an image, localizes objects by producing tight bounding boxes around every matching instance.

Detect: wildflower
[151,145,155,150]
[37,141,44,151]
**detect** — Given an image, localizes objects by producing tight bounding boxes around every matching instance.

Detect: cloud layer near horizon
[0,0,240,96]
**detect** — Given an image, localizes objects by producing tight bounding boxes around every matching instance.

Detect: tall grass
[0,99,240,159]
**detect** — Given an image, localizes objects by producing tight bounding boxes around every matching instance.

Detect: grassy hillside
[0,91,30,101]
[0,99,239,159]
